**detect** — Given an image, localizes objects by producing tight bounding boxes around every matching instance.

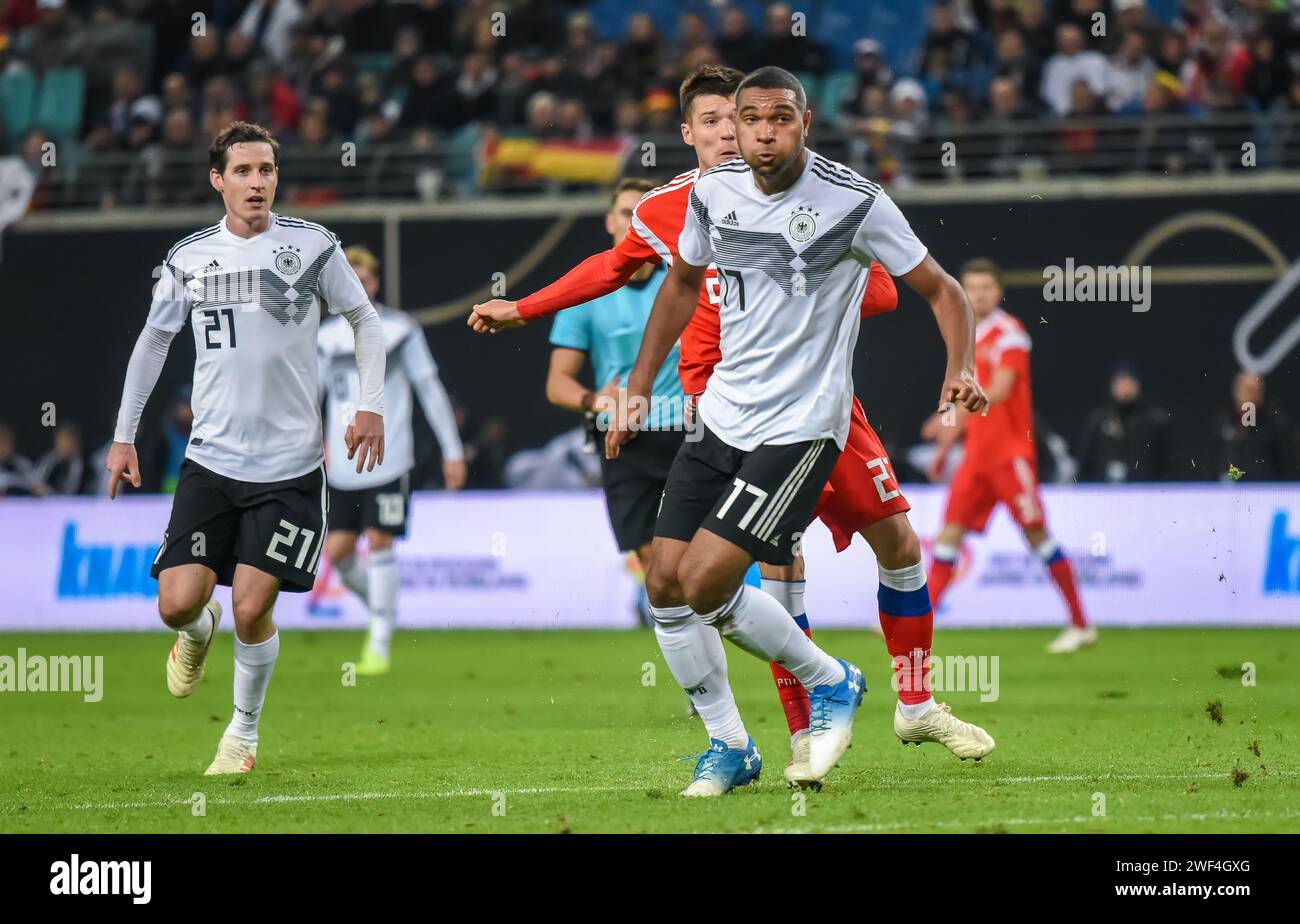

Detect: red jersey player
[926,258,1095,653]
[470,66,994,780]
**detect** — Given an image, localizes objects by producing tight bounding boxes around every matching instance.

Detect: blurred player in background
[545,178,683,584]
[107,122,386,774]
[319,245,466,675]
[472,64,993,787]
[926,258,1095,653]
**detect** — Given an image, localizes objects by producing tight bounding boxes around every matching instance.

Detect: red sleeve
[998,347,1030,377]
[859,260,898,318]
[517,230,655,321]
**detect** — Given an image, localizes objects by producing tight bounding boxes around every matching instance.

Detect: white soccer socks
[224,632,280,742]
[651,604,748,749]
[366,549,399,657]
[334,554,370,599]
[710,586,844,690]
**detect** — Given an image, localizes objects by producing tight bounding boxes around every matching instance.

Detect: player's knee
[678,559,731,617]
[365,529,393,551]
[645,565,685,609]
[231,594,273,631]
[157,589,206,628]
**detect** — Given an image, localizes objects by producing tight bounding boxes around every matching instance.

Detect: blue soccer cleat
[807,659,865,781]
[679,737,762,797]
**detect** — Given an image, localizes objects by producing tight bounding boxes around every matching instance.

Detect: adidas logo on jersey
[202,259,221,272]
[720,210,740,227]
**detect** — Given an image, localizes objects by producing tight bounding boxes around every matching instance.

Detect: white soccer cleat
[166,600,222,698]
[894,701,995,761]
[1047,625,1098,654]
[204,734,257,775]
[783,730,819,791]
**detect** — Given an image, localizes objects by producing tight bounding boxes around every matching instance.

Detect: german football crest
[273,246,302,275]
[788,206,817,243]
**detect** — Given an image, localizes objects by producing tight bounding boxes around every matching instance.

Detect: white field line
[1,768,1293,815]
[757,807,1300,834]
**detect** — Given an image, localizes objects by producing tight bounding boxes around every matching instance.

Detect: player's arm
[900,255,988,414]
[469,231,655,333]
[401,330,467,489]
[608,257,708,460]
[320,240,386,472]
[107,261,187,498]
[545,349,592,413]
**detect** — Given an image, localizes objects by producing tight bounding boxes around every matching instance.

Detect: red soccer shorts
[943,453,1046,533]
[813,397,911,552]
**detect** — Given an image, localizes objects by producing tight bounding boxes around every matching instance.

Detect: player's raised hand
[443,458,468,490]
[940,367,988,414]
[106,441,141,500]
[604,386,648,461]
[346,410,385,473]
[468,299,524,334]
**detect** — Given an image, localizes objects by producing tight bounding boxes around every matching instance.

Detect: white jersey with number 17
[677,152,927,451]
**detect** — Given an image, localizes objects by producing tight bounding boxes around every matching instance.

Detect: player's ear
[803,107,813,135]
[680,120,692,147]
[604,212,616,236]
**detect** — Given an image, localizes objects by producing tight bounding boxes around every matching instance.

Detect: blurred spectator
[1182,19,1250,105]
[916,0,983,86]
[1243,33,1291,110]
[398,0,456,57]
[760,2,828,75]
[1016,0,1057,62]
[178,23,226,91]
[0,422,37,496]
[1041,23,1109,115]
[1107,30,1155,113]
[455,403,508,489]
[525,90,560,139]
[235,0,305,66]
[1212,372,1297,481]
[845,38,894,117]
[84,65,162,152]
[620,11,664,95]
[715,5,760,73]
[398,55,460,134]
[33,422,87,495]
[1056,0,1112,51]
[143,387,192,495]
[343,0,396,55]
[25,0,81,72]
[993,27,1043,106]
[1075,365,1171,481]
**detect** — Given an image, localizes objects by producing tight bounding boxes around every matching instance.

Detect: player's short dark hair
[609,177,656,210]
[960,258,1002,285]
[678,64,744,120]
[736,66,807,112]
[209,121,280,175]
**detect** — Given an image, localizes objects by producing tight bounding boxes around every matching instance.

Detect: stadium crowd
[1,0,1299,207]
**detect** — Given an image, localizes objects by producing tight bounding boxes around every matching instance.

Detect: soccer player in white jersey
[106,122,386,775]
[607,67,991,795]
[319,245,466,675]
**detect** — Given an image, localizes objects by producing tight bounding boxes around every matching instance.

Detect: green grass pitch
[2,627,1297,833]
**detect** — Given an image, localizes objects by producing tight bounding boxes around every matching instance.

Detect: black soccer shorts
[654,421,840,565]
[328,472,412,538]
[151,458,329,593]
[600,428,684,552]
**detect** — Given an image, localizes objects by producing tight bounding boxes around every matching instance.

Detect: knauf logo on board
[57,523,159,599]
[1264,510,1300,594]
